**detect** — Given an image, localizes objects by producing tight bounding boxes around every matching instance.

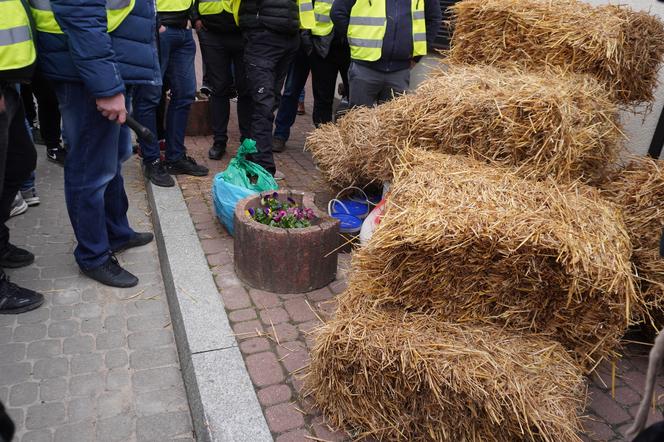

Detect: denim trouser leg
[164,28,197,162]
[54,82,135,270]
[273,48,310,142]
[133,27,196,164]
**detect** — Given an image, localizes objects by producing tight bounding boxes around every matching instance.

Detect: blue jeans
[54,82,135,270]
[274,48,310,142]
[133,27,196,164]
[21,117,35,191]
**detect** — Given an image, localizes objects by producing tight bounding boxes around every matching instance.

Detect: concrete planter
[234,190,340,293]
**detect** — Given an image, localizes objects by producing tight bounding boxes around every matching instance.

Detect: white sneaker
[10,192,28,217]
[20,187,40,206]
[274,170,285,181]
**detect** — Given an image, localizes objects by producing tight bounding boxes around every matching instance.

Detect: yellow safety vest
[198,0,240,25]
[348,0,426,61]
[299,0,315,29]
[0,0,36,71]
[30,0,135,34]
[157,0,193,12]
[311,0,333,36]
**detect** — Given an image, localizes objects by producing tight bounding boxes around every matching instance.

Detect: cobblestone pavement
[0,150,193,441]
[179,90,664,441]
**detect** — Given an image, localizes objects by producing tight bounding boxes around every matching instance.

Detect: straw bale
[305,65,622,188]
[448,0,664,106]
[602,156,664,326]
[349,150,637,367]
[305,300,586,441]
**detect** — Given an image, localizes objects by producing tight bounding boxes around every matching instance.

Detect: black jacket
[158,9,194,28]
[239,0,300,35]
[331,0,442,72]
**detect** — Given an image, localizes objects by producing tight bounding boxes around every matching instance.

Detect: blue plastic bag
[212,173,256,236]
[212,140,279,235]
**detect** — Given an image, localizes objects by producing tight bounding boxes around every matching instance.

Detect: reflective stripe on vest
[0,0,36,71]
[311,0,333,36]
[411,2,426,57]
[299,0,315,29]
[157,0,193,12]
[348,0,427,62]
[29,0,134,34]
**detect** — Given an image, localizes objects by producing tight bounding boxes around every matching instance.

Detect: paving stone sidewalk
[176,85,664,442]
[0,149,193,441]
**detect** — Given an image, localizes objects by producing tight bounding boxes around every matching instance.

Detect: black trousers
[310,39,351,126]
[244,29,300,175]
[0,87,38,251]
[31,72,62,149]
[198,30,252,148]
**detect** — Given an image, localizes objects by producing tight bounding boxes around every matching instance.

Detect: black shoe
[273,137,287,153]
[144,159,175,187]
[46,146,67,166]
[208,143,226,160]
[81,255,138,288]
[166,155,209,177]
[0,275,44,314]
[0,244,35,268]
[112,232,154,253]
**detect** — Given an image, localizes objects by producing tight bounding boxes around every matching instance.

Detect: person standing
[133,0,209,187]
[0,0,44,313]
[31,0,160,287]
[273,4,351,152]
[193,0,252,160]
[331,0,441,107]
[239,0,314,178]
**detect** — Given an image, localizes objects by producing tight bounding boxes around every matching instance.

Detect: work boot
[112,232,154,253]
[46,145,67,166]
[0,274,44,314]
[0,244,35,268]
[208,143,226,160]
[273,137,287,153]
[81,254,138,288]
[144,159,175,187]
[297,102,305,115]
[166,156,209,177]
[9,192,27,218]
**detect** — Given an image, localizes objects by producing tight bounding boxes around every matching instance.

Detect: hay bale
[305,300,586,441]
[349,150,637,366]
[448,0,664,106]
[305,65,622,188]
[602,156,664,326]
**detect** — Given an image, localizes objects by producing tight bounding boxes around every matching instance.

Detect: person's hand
[0,95,5,114]
[194,20,205,31]
[159,25,166,33]
[96,93,127,124]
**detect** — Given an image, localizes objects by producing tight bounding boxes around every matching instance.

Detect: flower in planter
[248,193,316,229]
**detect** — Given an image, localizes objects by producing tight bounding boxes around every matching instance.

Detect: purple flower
[272,192,279,199]
[248,208,255,216]
[264,207,269,215]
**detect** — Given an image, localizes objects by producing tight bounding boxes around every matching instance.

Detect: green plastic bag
[220,139,279,192]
